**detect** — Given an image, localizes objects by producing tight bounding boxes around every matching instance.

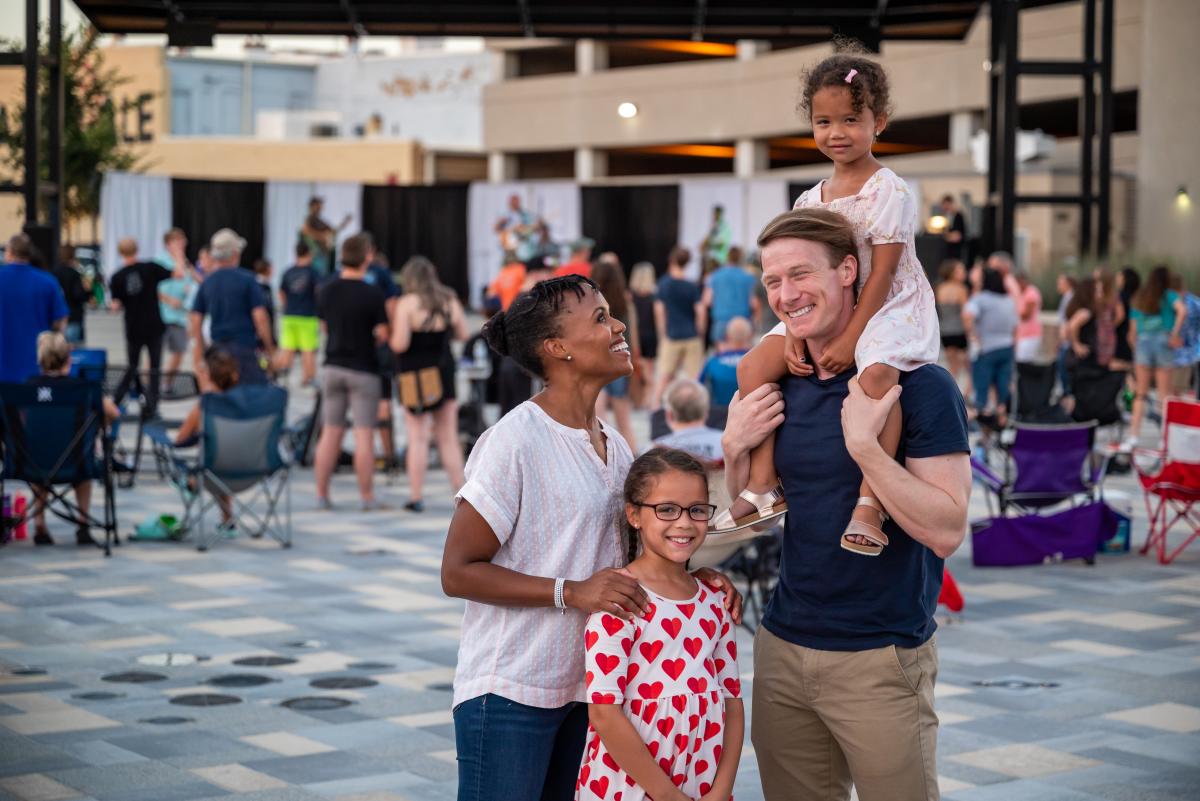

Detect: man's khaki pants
[752,627,941,801]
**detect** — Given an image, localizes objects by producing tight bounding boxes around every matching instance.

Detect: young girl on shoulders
[579,448,743,801]
[712,48,941,558]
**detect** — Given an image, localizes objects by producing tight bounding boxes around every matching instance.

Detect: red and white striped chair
[1133,397,1200,564]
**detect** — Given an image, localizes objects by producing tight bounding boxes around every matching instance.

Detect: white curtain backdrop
[743,180,790,255]
[263,180,361,295]
[467,181,580,305]
[678,179,747,281]
[100,172,172,279]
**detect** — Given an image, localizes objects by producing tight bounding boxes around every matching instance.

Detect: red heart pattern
[579,587,739,799]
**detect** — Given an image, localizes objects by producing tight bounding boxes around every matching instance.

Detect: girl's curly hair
[799,38,892,123]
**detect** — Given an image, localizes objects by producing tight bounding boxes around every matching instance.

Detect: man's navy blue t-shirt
[191,267,264,348]
[279,264,318,317]
[656,275,700,340]
[764,364,969,651]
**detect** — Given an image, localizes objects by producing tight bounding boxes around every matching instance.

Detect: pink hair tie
[844,68,858,83]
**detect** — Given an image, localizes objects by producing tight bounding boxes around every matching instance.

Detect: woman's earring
[566,355,573,361]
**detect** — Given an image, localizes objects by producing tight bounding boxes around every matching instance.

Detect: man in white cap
[188,228,275,384]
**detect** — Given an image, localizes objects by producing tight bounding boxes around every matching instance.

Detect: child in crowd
[713,50,940,558]
[174,346,241,535]
[579,448,742,801]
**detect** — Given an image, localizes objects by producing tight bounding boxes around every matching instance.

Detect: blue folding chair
[148,384,291,551]
[0,380,118,556]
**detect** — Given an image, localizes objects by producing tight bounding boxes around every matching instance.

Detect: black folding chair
[105,367,201,488]
[0,381,118,556]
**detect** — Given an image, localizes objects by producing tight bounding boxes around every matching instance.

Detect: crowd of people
[931,249,1196,447]
[0,39,1198,801]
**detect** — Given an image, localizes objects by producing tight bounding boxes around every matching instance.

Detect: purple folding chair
[972,422,1104,516]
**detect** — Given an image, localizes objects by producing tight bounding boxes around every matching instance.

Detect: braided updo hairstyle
[799,39,892,124]
[481,274,600,379]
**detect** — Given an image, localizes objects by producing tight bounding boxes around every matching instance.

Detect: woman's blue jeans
[973,346,1014,411]
[453,693,588,801]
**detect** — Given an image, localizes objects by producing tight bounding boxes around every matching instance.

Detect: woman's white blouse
[452,401,633,709]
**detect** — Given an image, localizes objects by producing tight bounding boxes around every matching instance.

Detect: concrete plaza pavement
[0,311,1197,801]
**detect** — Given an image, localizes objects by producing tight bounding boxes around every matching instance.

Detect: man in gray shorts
[313,234,391,511]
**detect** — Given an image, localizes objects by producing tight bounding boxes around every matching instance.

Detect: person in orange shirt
[486,257,527,311]
[553,237,594,278]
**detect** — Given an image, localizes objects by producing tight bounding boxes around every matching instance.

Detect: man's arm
[189,311,206,369]
[841,378,971,559]
[720,383,785,501]
[252,307,275,354]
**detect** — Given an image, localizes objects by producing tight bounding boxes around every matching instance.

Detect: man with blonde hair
[110,237,172,417]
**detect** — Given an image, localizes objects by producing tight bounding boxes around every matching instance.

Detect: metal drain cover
[9,667,47,676]
[310,676,377,690]
[209,674,275,688]
[138,652,206,667]
[103,671,167,683]
[170,693,242,707]
[427,682,453,692]
[972,679,1060,690]
[281,696,353,711]
[284,640,325,649]
[347,661,394,671]
[140,716,195,725]
[73,691,125,701]
[233,655,298,667]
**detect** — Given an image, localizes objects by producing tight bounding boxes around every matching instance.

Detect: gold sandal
[710,484,787,535]
[840,496,889,556]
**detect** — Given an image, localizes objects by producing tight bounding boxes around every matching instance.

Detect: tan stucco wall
[1136,0,1200,268]
[482,0,1144,152]
[137,137,423,184]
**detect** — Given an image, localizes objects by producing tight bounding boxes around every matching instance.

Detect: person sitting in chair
[27,332,119,547]
[649,378,724,462]
[174,346,241,536]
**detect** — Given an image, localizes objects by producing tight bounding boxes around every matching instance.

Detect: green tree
[0,26,140,241]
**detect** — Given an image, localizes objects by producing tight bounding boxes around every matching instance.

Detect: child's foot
[711,483,787,534]
[841,497,889,556]
[34,527,54,546]
[404,500,425,513]
[76,526,100,547]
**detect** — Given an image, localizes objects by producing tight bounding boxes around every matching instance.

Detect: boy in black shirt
[109,237,171,418]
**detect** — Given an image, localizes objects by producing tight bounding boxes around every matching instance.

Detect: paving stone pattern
[1,312,1197,801]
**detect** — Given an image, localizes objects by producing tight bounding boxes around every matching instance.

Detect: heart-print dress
[575,583,741,801]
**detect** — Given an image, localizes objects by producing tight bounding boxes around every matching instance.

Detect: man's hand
[783,330,813,377]
[841,376,902,461]
[816,332,856,374]
[1071,341,1091,359]
[721,384,784,460]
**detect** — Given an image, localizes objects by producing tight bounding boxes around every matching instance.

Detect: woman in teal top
[1127,265,1188,446]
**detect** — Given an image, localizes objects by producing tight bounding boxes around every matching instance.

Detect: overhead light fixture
[927,214,948,234]
[1177,185,1192,212]
[617,102,638,119]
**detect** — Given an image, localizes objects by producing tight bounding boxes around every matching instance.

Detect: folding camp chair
[1013,362,1068,423]
[972,421,1105,517]
[1133,397,1200,564]
[0,381,118,556]
[108,367,201,488]
[148,384,291,551]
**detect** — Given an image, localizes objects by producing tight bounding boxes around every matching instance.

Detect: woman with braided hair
[440,274,742,801]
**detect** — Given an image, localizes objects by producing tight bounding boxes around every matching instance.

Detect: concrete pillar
[576,39,609,75]
[735,138,768,178]
[1137,0,1200,262]
[949,110,982,155]
[488,151,516,183]
[422,151,437,185]
[575,147,607,182]
[737,40,767,61]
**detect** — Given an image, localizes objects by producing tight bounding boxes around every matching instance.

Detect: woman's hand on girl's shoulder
[566,568,651,621]
[690,568,743,625]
